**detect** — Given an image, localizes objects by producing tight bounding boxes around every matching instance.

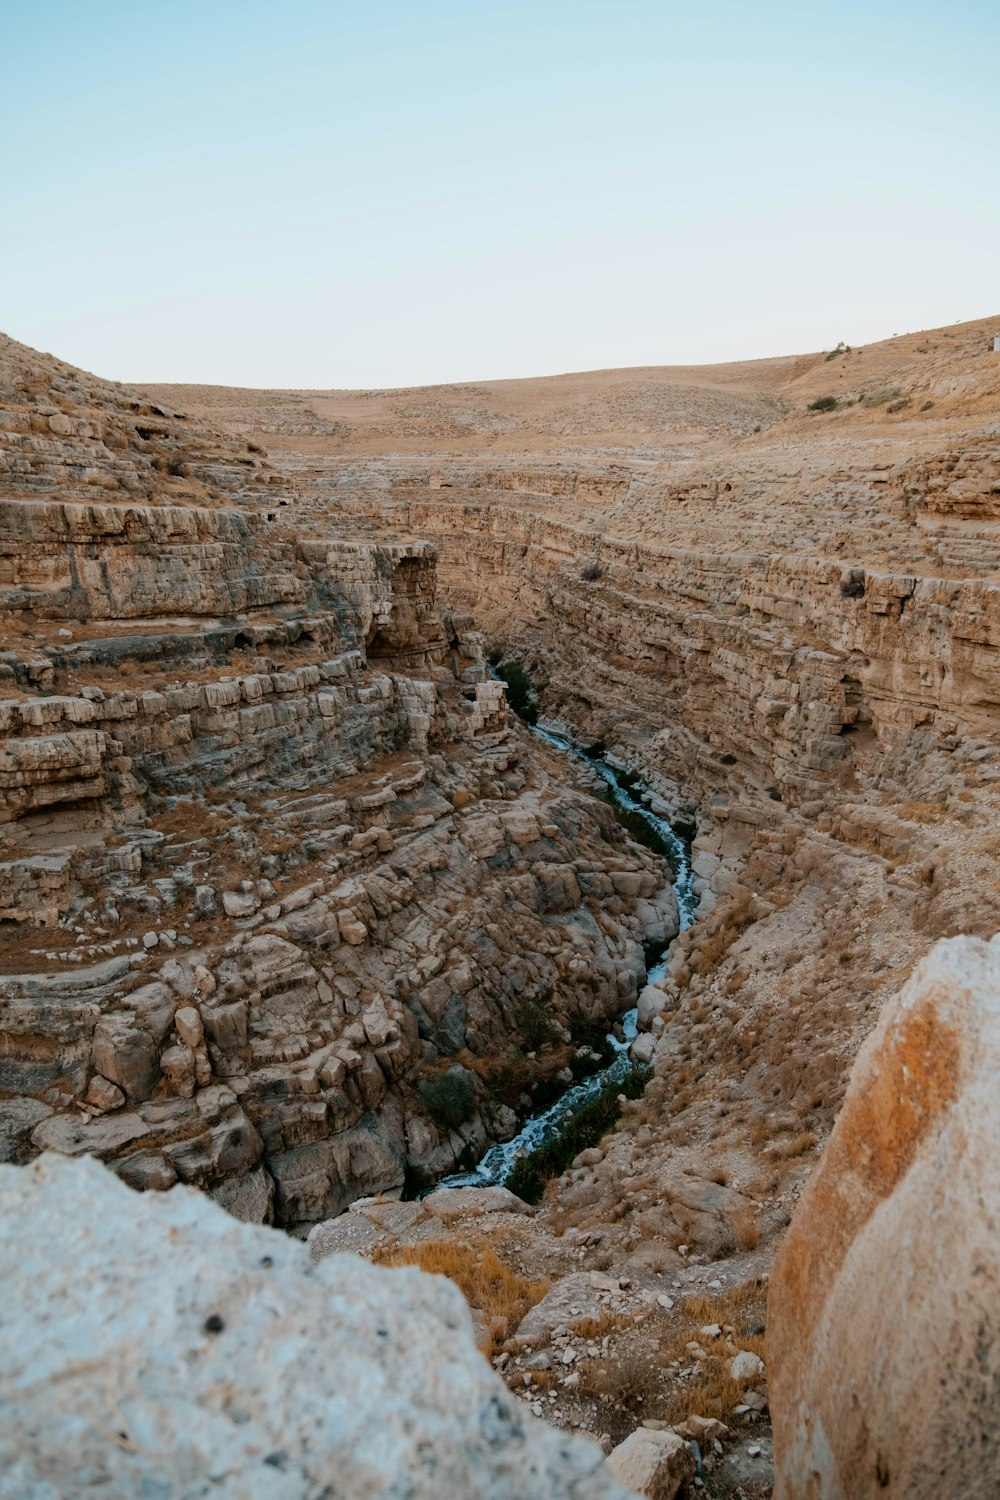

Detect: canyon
[2,316,999,1497]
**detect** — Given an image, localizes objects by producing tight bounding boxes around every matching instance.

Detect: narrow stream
[437,723,698,1191]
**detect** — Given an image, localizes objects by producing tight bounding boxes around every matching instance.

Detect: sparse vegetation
[576,1346,662,1410]
[506,1065,651,1204]
[374,1239,549,1357]
[581,561,603,581]
[862,385,901,407]
[654,1280,769,1423]
[692,890,758,975]
[807,395,839,412]
[419,1068,476,1130]
[728,1201,762,1251]
[769,1129,817,1160]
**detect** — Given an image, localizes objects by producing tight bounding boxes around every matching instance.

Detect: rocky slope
[145,316,1000,1492]
[0,333,677,1230]
[4,317,999,1496]
[159,315,1000,1195]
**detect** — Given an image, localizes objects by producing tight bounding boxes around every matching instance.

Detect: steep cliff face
[274,464,1000,810]
[160,317,1000,1253]
[0,337,678,1228]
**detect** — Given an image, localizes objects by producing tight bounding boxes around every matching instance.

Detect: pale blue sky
[3,1,998,386]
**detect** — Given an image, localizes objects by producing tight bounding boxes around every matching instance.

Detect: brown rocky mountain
[3,317,999,1497]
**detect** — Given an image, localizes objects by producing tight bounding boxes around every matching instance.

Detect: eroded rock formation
[0,333,677,1227]
[149,317,1000,1486]
[6,317,1000,1493]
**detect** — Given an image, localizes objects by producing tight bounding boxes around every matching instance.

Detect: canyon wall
[0,335,677,1229]
[169,323,1000,1278]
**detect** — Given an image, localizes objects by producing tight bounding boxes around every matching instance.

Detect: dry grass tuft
[682,1280,766,1331]
[374,1239,549,1358]
[727,1201,762,1251]
[897,799,946,825]
[654,1279,769,1424]
[573,1312,634,1340]
[576,1347,663,1409]
[693,891,758,974]
[768,1129,817,1160]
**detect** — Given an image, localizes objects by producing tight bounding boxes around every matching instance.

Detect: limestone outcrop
[156,317,1000,1489]
[7,316,1000,1493]
[0,1153,633,1499]
[768,935,1000,1499]
[0,335,677,1227]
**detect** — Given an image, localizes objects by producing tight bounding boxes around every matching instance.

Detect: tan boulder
[606,1426,695,1498]
[768,935,1000,1499]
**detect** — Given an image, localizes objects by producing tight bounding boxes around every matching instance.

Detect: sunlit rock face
[0,333,676,1225]
[768,935,1000,1500]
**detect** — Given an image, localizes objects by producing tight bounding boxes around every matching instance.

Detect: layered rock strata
[0,336,677,1228]
[156,322,1000,1486]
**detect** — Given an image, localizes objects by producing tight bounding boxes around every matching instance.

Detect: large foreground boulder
[0,1155,634,1499]
[768,935,1000,1499]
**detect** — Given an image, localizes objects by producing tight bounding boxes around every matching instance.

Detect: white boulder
[606,1426,695,1498]
[0,1155,634,1499]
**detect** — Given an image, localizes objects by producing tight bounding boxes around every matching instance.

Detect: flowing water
[436,723,697,1191]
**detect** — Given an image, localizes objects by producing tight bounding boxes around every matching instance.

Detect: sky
[3,0,999,388]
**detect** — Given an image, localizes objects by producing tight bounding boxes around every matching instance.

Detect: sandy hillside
[144,314,1000,459]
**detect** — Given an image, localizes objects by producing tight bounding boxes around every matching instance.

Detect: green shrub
[515,1000,560,1051]
[807,395,839,412]
[720,752,738,766]
[505,1065,651,1203]
[494,659,539,725]
[420,1069,476,1130]
[567,1016,616,1080]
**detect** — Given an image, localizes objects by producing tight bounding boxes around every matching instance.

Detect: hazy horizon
[4,0,999,388]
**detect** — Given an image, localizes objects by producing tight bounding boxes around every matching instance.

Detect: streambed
[437,723,697,1191]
